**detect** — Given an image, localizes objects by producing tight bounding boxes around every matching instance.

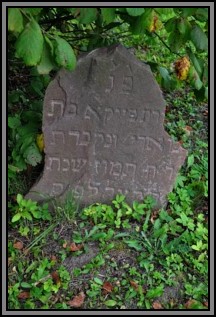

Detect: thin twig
[154,31,182,57]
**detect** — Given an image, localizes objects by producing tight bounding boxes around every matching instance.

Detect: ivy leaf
[8,8,24,33]
[126,8,145,16]
[54,37,76,70]
[79,8,97,24]
[101,8,116,23]
[15,19,44,66]
[190,25,208,51]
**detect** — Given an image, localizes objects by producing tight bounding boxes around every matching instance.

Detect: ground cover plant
[8,6,208,310]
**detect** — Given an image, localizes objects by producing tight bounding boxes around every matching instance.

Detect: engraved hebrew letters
[26,44,187,208]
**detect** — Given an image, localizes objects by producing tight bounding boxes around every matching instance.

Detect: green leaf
[130,9,153,34]
[187,154,195,167]
[67,8,80,14]
[126,8,145,16]
[21,282,32,288]
[37,41,56,74]
[124,240,143,251]
[101,8,116,23]
[188,66,203,90]
[158,66,177,91]
[146,285,164,299]
[104,300,117,307]
[22,211,33,221]
[187,50,203,77]
[31,210,41,219]
[15,19,44,66]
[182,8,197,17]
[165,17,177,33]
[17,193,23,205]
[177,18,191,40]
[190,25,208,51]
[11,213,22,223]
[93,277,103,285]
[79,8,97,24]
[168,29,185,52]
[23,144,42,166]
[8,116,21,129]
[54,37,76,70]
[155,8,174,17]
[194,77,203,91]
[8,8,24,33]
[23,8,43,16]
[195,8,208,22]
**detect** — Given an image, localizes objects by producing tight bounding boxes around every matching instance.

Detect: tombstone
[26,44,187,208]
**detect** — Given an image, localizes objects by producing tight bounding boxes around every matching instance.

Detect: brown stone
[26,44,187,207]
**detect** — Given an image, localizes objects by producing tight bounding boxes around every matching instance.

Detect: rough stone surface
[26,44,187,207]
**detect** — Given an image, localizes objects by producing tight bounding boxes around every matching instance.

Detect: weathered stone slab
[26,44,187,207]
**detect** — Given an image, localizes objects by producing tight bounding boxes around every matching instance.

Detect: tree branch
[154,32,182,57]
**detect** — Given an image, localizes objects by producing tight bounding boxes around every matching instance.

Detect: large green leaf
[190,24,208,51]
[165,17,177,33]
[158,66,177,91]
[168,29,185,52]
[155,8,174,16]
[8,116,21,129]
[79,8,97,24]
[181,8,197,17]
[54,37,76,70]
[188,66,203,90]
[101,8,116,23]
[126,8,145,16]
[187,50,203,77]
[195,8,208,22]
[8,8,24,33]
[15,19,44,66]
[23,8,43,16]
[177,18,191,38]
[37,41,56,74]
[130,9,153,34]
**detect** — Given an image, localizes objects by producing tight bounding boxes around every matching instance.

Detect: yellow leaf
[36,133,44,152]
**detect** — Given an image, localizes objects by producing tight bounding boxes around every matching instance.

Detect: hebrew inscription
[26,44,187,208]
